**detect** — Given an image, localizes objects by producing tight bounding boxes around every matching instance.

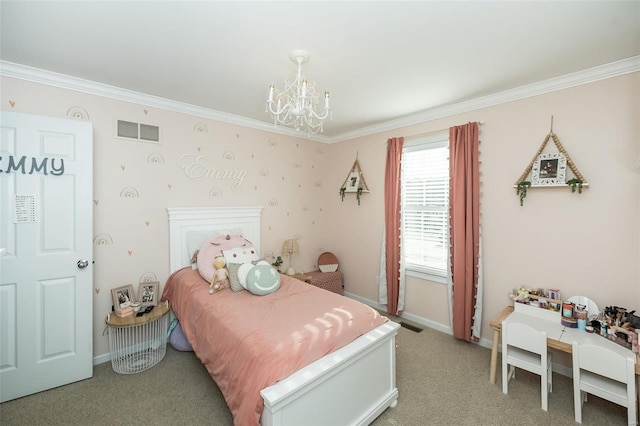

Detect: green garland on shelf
[516,181,531,206]
[339,187,365,205]
[567,178,584,194]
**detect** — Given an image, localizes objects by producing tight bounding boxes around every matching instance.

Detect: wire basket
[107,311,169,374]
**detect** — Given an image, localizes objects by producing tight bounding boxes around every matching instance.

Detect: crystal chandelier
[266,50,331,135]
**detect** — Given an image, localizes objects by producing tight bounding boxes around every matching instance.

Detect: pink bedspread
[161,267,387,426]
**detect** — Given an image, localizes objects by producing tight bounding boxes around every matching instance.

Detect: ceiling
[1,1,639,142]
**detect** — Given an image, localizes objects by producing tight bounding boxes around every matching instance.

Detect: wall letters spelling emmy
[0,156,65,176]
[177,154,246,189]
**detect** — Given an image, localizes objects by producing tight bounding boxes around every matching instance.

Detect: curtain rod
[405,121,484,141]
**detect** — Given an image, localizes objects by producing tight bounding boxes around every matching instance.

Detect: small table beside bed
[162,206,400,426]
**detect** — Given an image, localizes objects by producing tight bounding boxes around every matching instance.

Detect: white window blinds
[401,137,449,278]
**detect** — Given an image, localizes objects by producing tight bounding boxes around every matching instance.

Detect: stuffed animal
[197,234,255,283]
[209,255,229,294]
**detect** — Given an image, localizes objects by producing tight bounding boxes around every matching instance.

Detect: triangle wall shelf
[514,117,589,206]
[339,156,369,205]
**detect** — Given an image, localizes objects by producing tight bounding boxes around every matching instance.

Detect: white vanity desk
[499,302,639,409]
[502,306,636,361]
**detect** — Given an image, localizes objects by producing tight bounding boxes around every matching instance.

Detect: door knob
[77,259,89,269]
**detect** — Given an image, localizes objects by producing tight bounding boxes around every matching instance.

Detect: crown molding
[330,55,640,143]
[0,60,332,143]
[2,56,638,144]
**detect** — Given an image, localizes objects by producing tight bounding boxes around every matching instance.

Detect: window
[401,134,449,282]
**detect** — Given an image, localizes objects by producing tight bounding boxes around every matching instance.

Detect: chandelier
[266,50,331,135]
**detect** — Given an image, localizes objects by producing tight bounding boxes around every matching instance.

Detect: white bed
[167,206,399,426]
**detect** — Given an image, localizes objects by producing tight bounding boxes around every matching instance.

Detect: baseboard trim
[343,291,574,379]
[344,291,454,334]
[93,352,111,365]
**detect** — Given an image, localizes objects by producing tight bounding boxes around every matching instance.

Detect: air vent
[116,120,160,143]
[400,322,423,333]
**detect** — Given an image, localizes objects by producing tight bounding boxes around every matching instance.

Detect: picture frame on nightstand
[138,281,159,307]
[111,284,135,314]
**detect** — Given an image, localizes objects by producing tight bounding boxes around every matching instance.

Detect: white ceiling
[1,1,639,142]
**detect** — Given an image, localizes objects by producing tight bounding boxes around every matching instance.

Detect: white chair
[502,320,553,411]
[572,341,637,425]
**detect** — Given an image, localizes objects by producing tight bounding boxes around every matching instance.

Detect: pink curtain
[449,122,480,342]
[384,137,404,315]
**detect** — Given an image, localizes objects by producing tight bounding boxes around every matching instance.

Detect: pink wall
[1,77,335,357]
[2,71,638,359]
[324,73,640,346]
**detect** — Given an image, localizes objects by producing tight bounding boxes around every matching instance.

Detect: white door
[0,111,93,402]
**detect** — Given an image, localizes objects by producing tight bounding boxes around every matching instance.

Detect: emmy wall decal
[177,154,247,189]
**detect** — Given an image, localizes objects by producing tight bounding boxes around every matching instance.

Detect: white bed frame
[167,206,400,426]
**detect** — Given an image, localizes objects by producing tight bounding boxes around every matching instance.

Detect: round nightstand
[105,301,170,374]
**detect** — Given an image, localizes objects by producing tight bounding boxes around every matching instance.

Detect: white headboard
[167,206,262,273]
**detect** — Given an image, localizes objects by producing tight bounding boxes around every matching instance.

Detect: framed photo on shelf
[344,172,360,193]
[138,281,159,307]
[111,284,135,314]
[531,152,567,186]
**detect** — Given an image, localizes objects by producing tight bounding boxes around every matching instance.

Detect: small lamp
[281,239,300,275]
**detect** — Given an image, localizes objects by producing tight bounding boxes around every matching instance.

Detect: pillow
[169,322,193,352]
[197,234,255,282]
[245,263,281,296]
[227,262,245,292]
[237,262,254,289]
[187,228,245,264]
[222,246,259,266]
[186,230,216,264]
[236,260,269,290]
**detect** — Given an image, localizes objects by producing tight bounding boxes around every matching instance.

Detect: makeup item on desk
[614,329,632,349]
[562,301,575,318]
[561,301,578,328]
[576,304,587,331]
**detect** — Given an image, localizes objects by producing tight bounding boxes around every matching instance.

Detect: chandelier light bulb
[268,85,274,103]
[266,50,332,136]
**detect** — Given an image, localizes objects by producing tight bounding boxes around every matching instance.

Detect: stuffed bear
[209,255,229,294]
